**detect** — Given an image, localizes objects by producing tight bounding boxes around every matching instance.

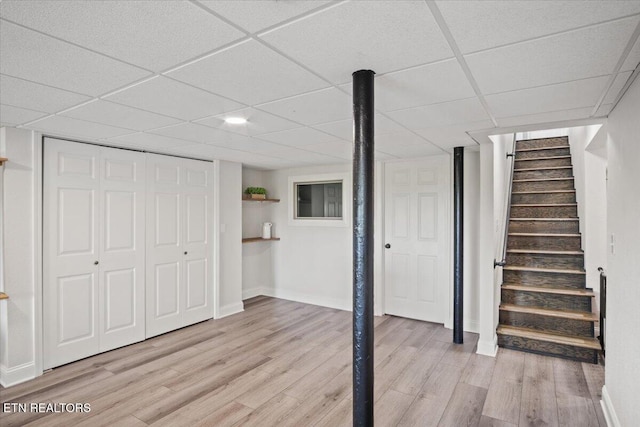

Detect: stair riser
[506,252,584,270]
[517,137,569,150]
[503,269,585,288]
[501,289,592,311]
[509,220,579,234]
[515,158,572,169]
[516,147,571,159]
[510,205,577,218]
[511,192,576,204]
[512,179,574,192]
[499,311,594,337]
[513,168,573,180]
[498,335,598,364]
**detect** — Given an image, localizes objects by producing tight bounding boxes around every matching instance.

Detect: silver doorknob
[385,244,391,249]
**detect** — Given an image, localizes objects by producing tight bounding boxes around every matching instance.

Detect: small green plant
[244,187,267,195]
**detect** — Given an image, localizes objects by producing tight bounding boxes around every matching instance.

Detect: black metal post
[453,147,464,344]
[352,69,375,427]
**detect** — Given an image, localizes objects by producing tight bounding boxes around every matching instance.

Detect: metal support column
[453,146,464,344]
[352,69,375,427]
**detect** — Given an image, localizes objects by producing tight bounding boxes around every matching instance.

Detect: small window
[294,180,343,219]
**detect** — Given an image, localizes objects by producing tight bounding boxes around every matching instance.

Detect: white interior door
[146,155,213,338]
[384,156,450,324]
[99,147,146,352]
[44,139,101,368]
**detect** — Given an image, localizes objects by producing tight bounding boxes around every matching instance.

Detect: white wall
[0,127,40,387]
[602,75,640,426]
[218,160,243,317]
[241,168,275,299]
[462,150,481,332]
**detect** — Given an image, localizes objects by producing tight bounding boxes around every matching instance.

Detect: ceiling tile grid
[0,104,48,127]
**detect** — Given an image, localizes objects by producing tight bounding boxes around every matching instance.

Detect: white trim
[218,302,244,319]
[476,334,498,357]
[264,288,351,312]
[0,362,37,388]
[213,160,221,319]
[242,287,270,301]
[33,132,43,378]
[287,172,351,228]
[601,385,621,427]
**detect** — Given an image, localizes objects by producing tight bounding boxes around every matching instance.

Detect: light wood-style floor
[0,296,605,426]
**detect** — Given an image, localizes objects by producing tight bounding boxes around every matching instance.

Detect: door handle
[385,244,391,249]
[184,251,188,255]
[94,261,99,265]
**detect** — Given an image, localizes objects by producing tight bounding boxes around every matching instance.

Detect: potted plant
[244,186,267,200]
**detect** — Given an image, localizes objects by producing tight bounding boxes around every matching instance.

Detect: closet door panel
[99,147,145,351]
[44,139,100,369]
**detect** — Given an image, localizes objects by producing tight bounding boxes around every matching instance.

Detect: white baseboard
[242,287,270,301]
[262,288,351,312]
[476,334,498,357]
[601,385,621,427]
[217,302,244,319]
[0,362,37,388]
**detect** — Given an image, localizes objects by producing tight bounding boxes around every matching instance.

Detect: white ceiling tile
[377,131,432,150]
[265,147,347,165]
[256,88,351,125]
[107,132,199,151]
[595,104,613,117]
[386,98,490,129]
[428,135,479,150]
[621,36,640,72]
[0,1,245,72]
[209,135,288,153]
[303,141,353,160]
[0,104,48,125]
[376,59,476,111]
[198,0,330,33]
[414,121,494,146]
[375,151,398,161]
[496,106,594,128]
[169,143,253,162]
[466,17,639,95]
[437,0,640,54]
[167,39,329,105]
[604,72,633,104]
[256,126,340,148]
[105,77,243,121]
[0,75,91,113]
[486,76,609,118]
[260,1,452,84]
[25,115,133,139]
[61,100,182,131]
[195,108,300,136]
[148,122,237,145]
[0,21,150,96]
[313,114,406,141]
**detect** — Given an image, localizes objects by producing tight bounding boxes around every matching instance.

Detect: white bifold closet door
[44,138,146,369]
[145,154,213,338]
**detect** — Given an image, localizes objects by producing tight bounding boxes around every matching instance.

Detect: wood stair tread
[497,325,601,350]
[511,203,576,207]
[501,284,594,296]
[507,249,583,255]
[515,166,572,172]
[509,218,578,221]
[516,145,570,152]
[515,156,571,161]
[508,233,580,237]
[512,177,574,182]
[499,304,598,321]
[511,190,575,194]
[503,265,585,275]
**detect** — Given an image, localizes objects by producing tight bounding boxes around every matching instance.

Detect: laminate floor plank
[0,297,605,427]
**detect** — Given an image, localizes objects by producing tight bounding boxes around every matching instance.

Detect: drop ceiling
[1,0,639,169]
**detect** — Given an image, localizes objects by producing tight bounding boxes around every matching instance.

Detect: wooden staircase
[497,136,601,364]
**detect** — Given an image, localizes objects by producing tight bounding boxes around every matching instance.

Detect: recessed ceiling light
[224,117,247,125]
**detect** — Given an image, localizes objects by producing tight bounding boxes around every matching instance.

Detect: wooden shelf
[242,237,280,243]
[0,292,8,300]
[242,198,280,203]
[0,157,7,166]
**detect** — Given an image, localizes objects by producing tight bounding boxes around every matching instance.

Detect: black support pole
[453,147,464,344]
[352,69,375,427]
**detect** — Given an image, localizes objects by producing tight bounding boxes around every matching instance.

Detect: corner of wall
[601,385,622,427]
